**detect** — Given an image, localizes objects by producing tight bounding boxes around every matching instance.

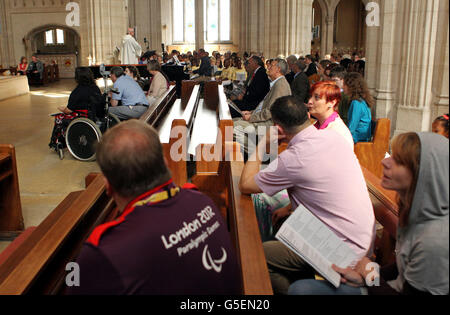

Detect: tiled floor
[0,80,101,253]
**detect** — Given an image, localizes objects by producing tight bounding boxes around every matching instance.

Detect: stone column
[324,15,334,56]
[362,0,380,98]
[195,0,205,50]
[371,0,398,130]
[81,0,128,65]
[394,0,447,134]
[130,0,162,52]
[239,0,312,59]
[431,0,449,123]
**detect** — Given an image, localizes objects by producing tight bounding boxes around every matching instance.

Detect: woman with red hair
[307,81,354,147]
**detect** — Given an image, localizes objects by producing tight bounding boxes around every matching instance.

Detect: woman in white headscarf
[289,132,449,295]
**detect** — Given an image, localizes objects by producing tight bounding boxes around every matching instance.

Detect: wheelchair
[54,67,122,161]
[65,111,120,162]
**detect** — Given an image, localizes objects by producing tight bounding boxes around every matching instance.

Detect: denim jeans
[288,279,365,295]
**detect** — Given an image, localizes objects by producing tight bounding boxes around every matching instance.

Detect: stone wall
[0,0,129,68]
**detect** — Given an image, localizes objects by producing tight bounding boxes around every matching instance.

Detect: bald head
[97,120,171,198]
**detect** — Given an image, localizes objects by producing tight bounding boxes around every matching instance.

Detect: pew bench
[0,145,24,240]
[0,174,116,295]
[355,119,391,178]
[191,82,234,222]
[362,167,398,266]
[144,83,200,186]
[224,143,273,295]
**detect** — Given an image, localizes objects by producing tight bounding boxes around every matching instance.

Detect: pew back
[225,143,273,295]
[0,144,24,239]
[0,174,113,295]
[355,119,391,178]
[362,167,398,266]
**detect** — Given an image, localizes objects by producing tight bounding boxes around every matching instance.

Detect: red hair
[310,81,342,111]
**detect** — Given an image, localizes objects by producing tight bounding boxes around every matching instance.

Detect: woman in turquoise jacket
[343,72,374,143]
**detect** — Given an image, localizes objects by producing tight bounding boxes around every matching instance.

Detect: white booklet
[276,204,357,288]
[226,99,243,117]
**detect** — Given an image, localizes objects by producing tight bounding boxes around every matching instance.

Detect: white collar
[270,76,283,88]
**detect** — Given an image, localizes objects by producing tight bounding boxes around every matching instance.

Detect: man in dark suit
[230,56,270,118]
[285,55,297,85]
[192,49,213,80]
[305,54,317,77]
[290,59,310,105]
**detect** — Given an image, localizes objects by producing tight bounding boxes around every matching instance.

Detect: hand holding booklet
[276,204,357,288]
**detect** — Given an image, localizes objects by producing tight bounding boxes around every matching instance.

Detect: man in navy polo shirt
[66,121,241,295]
[109,66,150,120]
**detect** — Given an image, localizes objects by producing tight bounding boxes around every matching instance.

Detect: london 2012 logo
[202,245,227,273]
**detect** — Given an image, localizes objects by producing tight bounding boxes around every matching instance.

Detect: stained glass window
[173,0,196,43]
[204,0,230,42]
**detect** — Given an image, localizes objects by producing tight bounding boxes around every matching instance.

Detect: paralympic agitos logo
[202,245,227,273]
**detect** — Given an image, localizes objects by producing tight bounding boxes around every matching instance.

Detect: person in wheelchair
[49,67,104,152]
[108,66,150,121]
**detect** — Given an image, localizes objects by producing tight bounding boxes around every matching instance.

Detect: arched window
[204,0,230,43]
[173,0,196,43]
[45,28,65,45]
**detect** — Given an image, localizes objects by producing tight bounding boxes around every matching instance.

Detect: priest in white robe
[120,28,142,65]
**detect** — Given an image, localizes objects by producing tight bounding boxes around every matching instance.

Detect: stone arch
[333,0,367,55]
[24,24,81,63]
[24,24,82,78]
[312,0,368,57]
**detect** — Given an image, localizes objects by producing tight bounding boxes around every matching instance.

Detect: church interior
[0,0,448,296]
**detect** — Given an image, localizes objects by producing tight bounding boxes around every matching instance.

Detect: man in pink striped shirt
[239,96,375,295]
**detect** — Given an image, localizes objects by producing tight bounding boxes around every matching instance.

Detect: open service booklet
[226,99,243,117]
[276,204,357,288]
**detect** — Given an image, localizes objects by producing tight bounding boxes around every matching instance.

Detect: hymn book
[276,204,357,288]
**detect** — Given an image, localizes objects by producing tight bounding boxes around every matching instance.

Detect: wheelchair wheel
[66,118,102,162]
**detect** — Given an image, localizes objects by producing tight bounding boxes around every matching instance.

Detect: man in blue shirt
[109,67,149,120]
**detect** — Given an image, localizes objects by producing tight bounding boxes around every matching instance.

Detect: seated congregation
[0,49,448,296]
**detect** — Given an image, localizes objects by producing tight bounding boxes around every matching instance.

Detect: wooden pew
[362,167,398,266]
[191,82,234,221]
[0,174,115,295]
[146,82,201,186]
[355,119,391,178]
[0,145,24,240]
[224,142,274,295]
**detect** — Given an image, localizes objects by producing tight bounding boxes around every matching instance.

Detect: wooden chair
[355,119,391,178]
[0,145,24,240]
